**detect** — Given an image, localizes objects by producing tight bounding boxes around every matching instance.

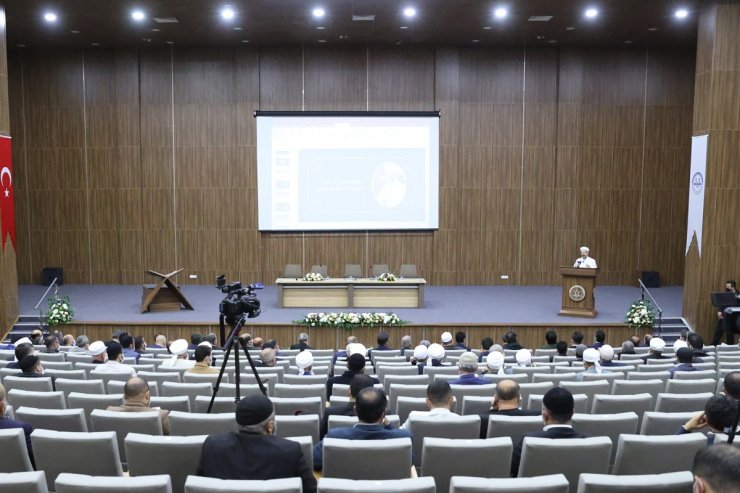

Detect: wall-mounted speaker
[42,267,64,286]
[641,271,660,288]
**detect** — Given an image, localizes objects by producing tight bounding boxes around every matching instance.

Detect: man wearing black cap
[510,387,588,476]
[197,393,316,492]
[325,353,379,398]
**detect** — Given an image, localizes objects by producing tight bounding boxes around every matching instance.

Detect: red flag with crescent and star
[0,135,16,251]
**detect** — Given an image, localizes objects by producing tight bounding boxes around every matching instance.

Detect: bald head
[260,347,276,366]
[496,379,521,402]
[124,377,150,400]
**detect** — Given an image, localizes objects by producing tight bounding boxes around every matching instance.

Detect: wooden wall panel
[304,46,366,111]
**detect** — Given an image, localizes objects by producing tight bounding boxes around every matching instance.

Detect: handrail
[638,279,663,335]
[33,278,58,311]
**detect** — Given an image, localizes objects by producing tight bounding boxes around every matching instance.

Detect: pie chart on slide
[371,162,407,208]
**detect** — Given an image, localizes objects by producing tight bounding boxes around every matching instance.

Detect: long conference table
[276,277,427,308]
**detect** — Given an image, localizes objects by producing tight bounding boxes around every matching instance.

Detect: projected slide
[257,113,439,231]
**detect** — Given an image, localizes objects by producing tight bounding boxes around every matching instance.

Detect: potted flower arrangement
[295,311,408,329]
[625,299,656,331]
[303,272,325,281]
[45,296,74,326]
[376,272,397,282]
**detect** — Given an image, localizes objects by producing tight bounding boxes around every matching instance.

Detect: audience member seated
[150,333,167,349]
[263,339,280,351]
[511,387,588,476]
[253,347,277,368]
[89,340,107,364]
[441,331,455,349]
[645,337,670,361]
[43,335,59,353]
[7,341,33,369]
[201,333,219,350]
[576,348,611,381]
[30,329,43,345]
[107,377,170,435]
[326,351,378,398]
[688,333,709,360]
[515,349,532,368]
[692,444,740,493]
[321,374,376,438]
[478,337,494,362]
[724,371,740,399]
[598,345,623,367]
[556,340,568,356]
[69,335,89,353]
[668,347,697,378]
[630,334,642,347]
[540,330,557,350]
[197,393,317,493]
[428,343,449,366]
[454,331,470,350]
[252,337,264,349]
[333,336,358,363]
[589,330,606,349]
[570,331,585,348]
[295,350,314,375]
[678,395,738,443]
[448,352,489,385]
[400,335,413,356]
[290,332,312,351]
[119,333,141,363]
[92,342,137,377]
[188,333,202,350]
[502,331,523,351]
[187,345,219,375]
[313,387,411,471]
[401,380,459,429]
[479,379,539,438]
[483,351,510,375]
[61,334,75,347]
[372,331,392,353]
[160,339,194,369]
[0,382,35,467]
[411,345,428,373]
[620,340,636,356]
[574,344,587,361]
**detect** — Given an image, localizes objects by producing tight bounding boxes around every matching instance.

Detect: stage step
[654,316,692,343]
[2,315,44,344]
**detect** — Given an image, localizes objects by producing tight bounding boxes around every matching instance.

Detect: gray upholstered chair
[90,409,163,462]
[318,477,435,493]
[168,411,237,436]
[54,473,172,493]
[407,415,481,467]
[449,474,569,493]
[322,437,412,480]
[576,471,694,493]
[184,475,301,493]
[0,428,34,472]
[612,433,706,475]
[0,471,49,493]
[640,411,697,435]
[16,406,88,432]
[125,433,206,493]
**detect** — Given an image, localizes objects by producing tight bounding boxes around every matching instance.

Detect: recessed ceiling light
[624,40,632,44]
[483,26,492,30]
[403,7,416,18]
[43,12,57,23]
[536,35,545,40]
[131,10,145,22]
[648,27,658,31]
[17,44,26,47]
[339,35,349,39]
[585,8,598,18]
[312,7,325,18]
[221,6,236,20]
[241,40,249,43]
[152,28,160,32]
[166,41,174,44]
[400,26,408,29]
[318,39,327,43]
[233,27,242,30]
[565,26,575,31]
[91,42,99,46]
[548,39,557,43]
[675,9,688,19]
[70,30,80,34]
[316,26,325,30]
[494,7,508,19]
[472,39,480,43]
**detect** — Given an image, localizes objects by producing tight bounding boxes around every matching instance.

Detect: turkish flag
[0,136,16,251]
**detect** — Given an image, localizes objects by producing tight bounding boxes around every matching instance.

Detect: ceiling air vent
[528,16,553,22]
[352,15,375,21]
[153,17,179,23]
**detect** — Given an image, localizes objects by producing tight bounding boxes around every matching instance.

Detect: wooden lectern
[141,269,194,313]
[558,267,598,318]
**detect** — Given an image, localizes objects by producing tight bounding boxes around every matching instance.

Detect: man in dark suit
[290,332,312,351]
[313,387,411,470]
[6,341,33,370]
[502,331,523,350]
[320,373,376,438]
[479,379,539,438]
[371,331,392,353]
[0,383,35,468]
[197,393,316,493]
[688,333,709,360]
[447,352,489,385]
[511,387,588,476]
[669,347,698,378]
[326,353,379,398]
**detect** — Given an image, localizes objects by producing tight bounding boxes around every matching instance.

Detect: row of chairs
[284,263,418,278]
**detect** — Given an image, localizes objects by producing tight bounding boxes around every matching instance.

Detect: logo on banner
[0,136,16,251]
[691,172,704,194]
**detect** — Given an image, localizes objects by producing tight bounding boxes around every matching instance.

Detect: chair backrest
[448,384,497,413]
[407,415,481,467]
[611,379,664,409]
[54,473,172,493]
[139,371,181,387]
[194,396,236,414]
[161,382,212,410]
[396,397,430,424]
[674,370,717,380]
[168,411,237,436]
[461,395,493,416]
[90,409,163,462]
[518,382,555,404]
[40,361,74,371]
[271,396,323,416]
[274,383,326,408]
[2,376,54,393]
[664,378,716,394]
[284,264,303,278]
[125,433,206,493]
[486,415,543,443]
[310,264,329,276]
[0,428,34,472]
[182,372,225,385]
[322,437,412,480]
[576,471,694,493]
[56,379,106,401]
[590,393,652,423]
[285,435,314,471]
[44,369,87,380]
[16,406,88,432]
[527,394,589,414]
[518,437,612,491]
[318,477,435,493]
[571,412,639,463]
[36,353,66,362]
[655,392,713,413]
[382,373,428,392]
[421,437,512,492]
[0,470,49,493]
[532,373,578,386]
[560,380,610,408]
[327,415,401,432]
[627,370,670,382]
[640,411,698,435]
[399,264,418,278]
[31,429,123,490]
[184,475,302,493]
[450,474,570,493]
[7,389,66,410]
[388,384,428,413]
[274,414,320,444]
[344,264,362,278]
[612,433,707,475]
[371,264,390,277]
[67,393,124,429]
[282,374,328,386]
[150,396,192,413]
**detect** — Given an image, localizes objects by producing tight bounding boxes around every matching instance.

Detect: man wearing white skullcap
[411,345,428,374]
[160,339,195,368]
[598,344,626,367]
[573,246,597,268]
[440,331,454,349]
[485,351,509,375]
[577,348,611,381]
[515,349,532,367]
[645,337,670,361]
[88,340,107,364]
[295,350,314,375]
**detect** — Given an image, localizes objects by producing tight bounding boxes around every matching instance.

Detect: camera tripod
[206,313,267,413]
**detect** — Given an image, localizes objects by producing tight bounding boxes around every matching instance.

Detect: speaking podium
[558,267,598,318]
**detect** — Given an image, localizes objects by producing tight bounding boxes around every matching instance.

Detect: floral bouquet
[376,272,397,282]
[294,311,408,329]
[625,299,655,330]
[45,296,74,326]
[303,272,325,281]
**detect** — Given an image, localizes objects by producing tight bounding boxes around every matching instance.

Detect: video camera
[216,275,261,325]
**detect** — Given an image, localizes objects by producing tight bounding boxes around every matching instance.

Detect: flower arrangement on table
[625,299,656,330]
[376,272,397,282]
[303,272,325,281]
[44,296,74,326]
[295,312,408,329]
